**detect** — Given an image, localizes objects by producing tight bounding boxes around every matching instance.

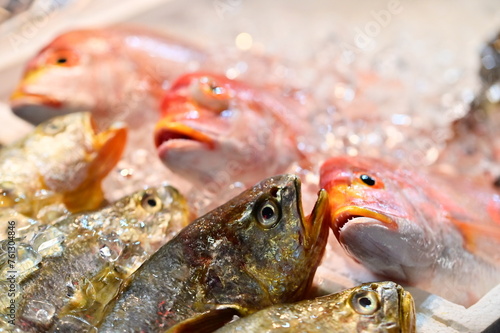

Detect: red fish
[320,155,500,306]
[9,25,206,128]
[154,72,312,190]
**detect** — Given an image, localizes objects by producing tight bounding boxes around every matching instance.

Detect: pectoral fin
[165,307,241,333]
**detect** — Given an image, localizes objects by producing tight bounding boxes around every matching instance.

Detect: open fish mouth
[304,189,330,250]
[10,91,63,109]
[398,287,416,333]
[331,206,396,239]
[154,119,215,150]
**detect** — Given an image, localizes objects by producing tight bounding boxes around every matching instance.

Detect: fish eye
[360,174,376,186]
[256,199,281,228]
[140,192,162,213]
[42,120,65,135]
[46,49,79,67]
[189,77,231,113]
[350,290,380,315]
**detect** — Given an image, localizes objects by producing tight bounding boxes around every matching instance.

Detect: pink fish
[154,72,312,190]
[9,25,206,128]
[320,155,500,306]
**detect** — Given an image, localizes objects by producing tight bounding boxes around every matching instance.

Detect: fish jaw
[154,118,216,152]
[62,117,127,212]
[399,287,416,333]
[304,189,330,251]
[337,217,429,282]
[331,205,397,240]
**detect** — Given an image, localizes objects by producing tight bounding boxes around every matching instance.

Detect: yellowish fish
[215,281,415,333]
[0,112,127,220]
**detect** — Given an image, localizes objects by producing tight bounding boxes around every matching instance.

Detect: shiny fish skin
[320,155,500,306]
[1,185,189,332]
[0,112,126,222]
[10,25,206,129]
[99,174,329,332]
[215,281,416,333]
[154,72,312,190]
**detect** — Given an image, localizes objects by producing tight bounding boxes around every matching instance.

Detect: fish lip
[398,287,416,333]
[10,90,63,109]
[304,188,329,250]
[154,119,216,151]
[331,206,396,240]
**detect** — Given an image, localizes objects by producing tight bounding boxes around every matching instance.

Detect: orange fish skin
[319,155,500,306]
[154,72,312,190]
[10,25,206,129]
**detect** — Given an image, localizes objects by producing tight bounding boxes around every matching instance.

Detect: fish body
[10,25,206,128]
[0,112,126,220]
[2,185,189,331]
[154,72,311,189]
[320,155,500,306]
[100,174,329,332]
[216,281,415,333]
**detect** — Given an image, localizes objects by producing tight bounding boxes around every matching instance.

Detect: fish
[215,281,415,333]
[99,174,329,332]
[320,155,500,306]
[0,112,126,221]
[10,25,206,129]
[2,185,190,332]
[154,72,313,191]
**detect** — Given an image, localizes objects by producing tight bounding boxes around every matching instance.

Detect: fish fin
[451,218,500,264]
[63,180,105,213]
[165,307,241,333]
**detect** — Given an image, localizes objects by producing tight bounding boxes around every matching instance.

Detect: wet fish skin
[215,281,415,333]
[319,155,500,306]
[99,174,329,332]
[0,112,126,220]
[4,185,189,332]
[10,25,206,128]
[154,72,311,190]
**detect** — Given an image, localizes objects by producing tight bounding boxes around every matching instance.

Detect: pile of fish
[0,24,499,332]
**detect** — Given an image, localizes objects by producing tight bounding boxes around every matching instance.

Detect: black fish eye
[360,174,376,186]
[141,192,162,213]
[256,199,281,228]
[56,57,67,64]
[350,290,380,315]
[42,121,65,135]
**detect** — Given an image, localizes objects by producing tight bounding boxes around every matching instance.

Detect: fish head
[332,281,415,333]
[224,174,329,305]
[320,156,439,281]
[10,29,139,125]
[154,72,297,187]
[123,185,191,251]
[26,112,127,212]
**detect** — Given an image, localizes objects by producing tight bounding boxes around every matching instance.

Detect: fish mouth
[398,287,416,333]
[304,189,330,250]
[154,119,215,154]
[331,206,396,240]
[62,113,127,212]
[10,90,67,125]
[10,90,63,109]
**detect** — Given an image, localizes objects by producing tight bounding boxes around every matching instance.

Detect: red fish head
[10,29,154,126]
[319,155,443,282]
[154,72,300,187]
